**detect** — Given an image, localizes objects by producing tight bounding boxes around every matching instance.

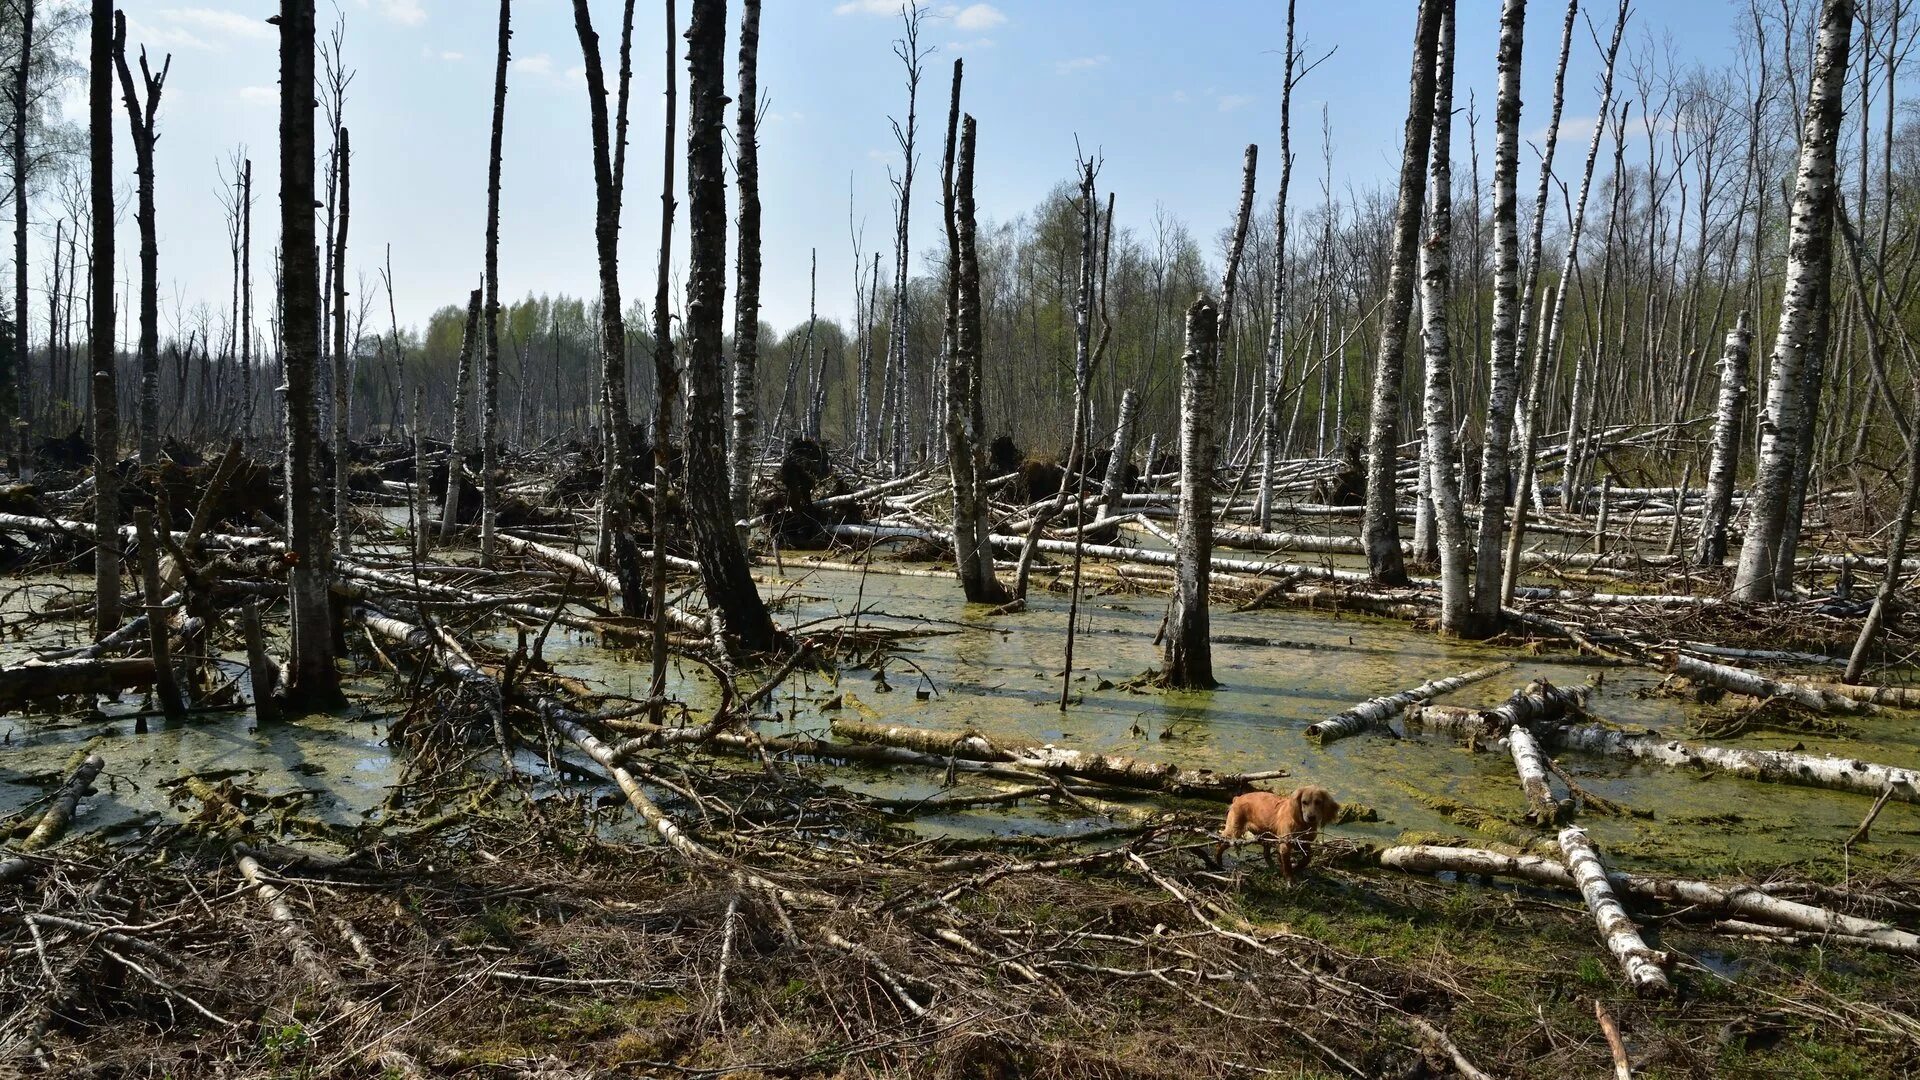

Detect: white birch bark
[1304,662,1513,742]
[1164,296,1219,688]
[1695,311,1751,567]
[1100,388,1141,522]
[1419,5,1469,633]
[1733,0,1854,600]
[1559,826,1672,996]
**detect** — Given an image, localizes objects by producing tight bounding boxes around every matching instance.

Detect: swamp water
[6,563,1917,881]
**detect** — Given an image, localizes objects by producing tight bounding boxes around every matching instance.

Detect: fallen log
[1304,663,1514,742]
[0,753,107,883]
[1379,843,1920,956]
[1509,725,1569,824]
[1780,675,1920,710]
[1558,827,1671,996]
[0,657,158,710]
[828,717,1285,800]
[1672,654,1873,715]
[1537,720,1919,803]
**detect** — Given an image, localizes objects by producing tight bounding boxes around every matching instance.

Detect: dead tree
[1734,0,1854,601]
[1696,311,1751,567]
[882,1,928,473]
[943,67,1006,605]
[1164,295,1219,690]
[440,288,481,540]
[1256,0,1298,530]
[240,158,254,434]
[481,0,511,567]
[728,0,762,520]
[1420,3,1469,634]
[686,0,775,652]
[8,0,29,454]
[1360,0,1441,586]
[647,0,678,706]
[1101,387,1140,521]
[90,0,118,636]
[278,0,338,701]
[111,13,168,466]
[330,128,350,553]
[573,0,636,583]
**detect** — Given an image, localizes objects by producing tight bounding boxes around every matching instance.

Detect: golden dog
[1215,785,1338,881]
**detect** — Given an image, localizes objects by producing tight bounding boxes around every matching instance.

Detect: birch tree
[1733,0,1854,601]
[1695,311,1751,567]
[1420,2,1469,634]
[728,0,761,520]
[1163,295,1219,690]
[1360,0,1441,585]
[481,0,510,566]
[685,0,775,652]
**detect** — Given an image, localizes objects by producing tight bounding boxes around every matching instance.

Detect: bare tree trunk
[477,0,512,568]
[1101,387,1140,522]
[686,0,774,652]
[330,127,350,554]
[1846,371,1920,682]
[646,0,678,711]
[1695,312,1751,567]
[440,288,481,540]
[111,15,168,468]
[1164,295,1218,690]
[1501,1,1628,604]
[1256,0,1297,530]
[1420,4,1468,635]
[8,0,29,460]
[728,0,761,520]
[241,159,253,436]
[278,0,338,701]
[1473,0,1558,630]
[940,64,1005,604]
[885,3,927,476]
[1734,0,1853,601]
[90,0,118,637]
[1361,0,1441,586]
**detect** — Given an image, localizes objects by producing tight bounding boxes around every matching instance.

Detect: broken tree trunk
[1673,653,1873,714]
[1304,662,1513,742]
[1559,826,1671,996]
[1537,719,1919,803]
[1165,295,1220,689]
[440,288,482,543]
[1695,312,1751,567]
[133,508,185,721]
[1509,724,1569,824]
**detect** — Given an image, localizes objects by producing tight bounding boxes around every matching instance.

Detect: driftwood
[1672,654,1873,715]
[1557,827,1671,996]
[828,718,1285,800]
[1379,843,1920,955]
[1304,662,1513,742]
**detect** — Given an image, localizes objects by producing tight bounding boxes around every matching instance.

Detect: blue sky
[48,0,1748,338]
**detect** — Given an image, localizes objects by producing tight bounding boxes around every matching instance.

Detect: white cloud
[949,4,1005,30]
[512,53,555,78]
[1171,89,1190,103]
[157,7,272,41]
[238,85,278,105]
[562,65,586,84]
[950,37,995,50]
[421,46,462,61]
[1217,93,1254,113]
[362,0,427,27]
[834,0,904,14]
[1055,55,1107,75]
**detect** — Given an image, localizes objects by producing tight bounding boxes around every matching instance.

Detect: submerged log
[1305,662,1514,742]
[1509,725,1569,824]
[17,752,105,853]
[1558,827,1671,996]
[1673,654,1873,715]
[0,657,157,709]
[828,717,1284,800]
[1380,843,1920,956]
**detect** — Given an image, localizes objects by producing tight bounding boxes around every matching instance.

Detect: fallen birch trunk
[1538,720,1919,803]
[828,717,1285,800]
[1673,653,1873,715]
[1379,843,1920,955]
[1304,662,1514,742]
[1558,827,1672,996]
[1780,675,1920,709]
[1509,725,1569,824]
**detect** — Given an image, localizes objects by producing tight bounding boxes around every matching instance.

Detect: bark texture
[685,0,774,652]
[1164,296,1219,689]
[1695,312,1751,567]
[1732,0,1853,601]
[1419,4,1468,633]
[111,13,168,467]
[728,0,761,521]
[481,0,511,566]
[1361,0,1441,585]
